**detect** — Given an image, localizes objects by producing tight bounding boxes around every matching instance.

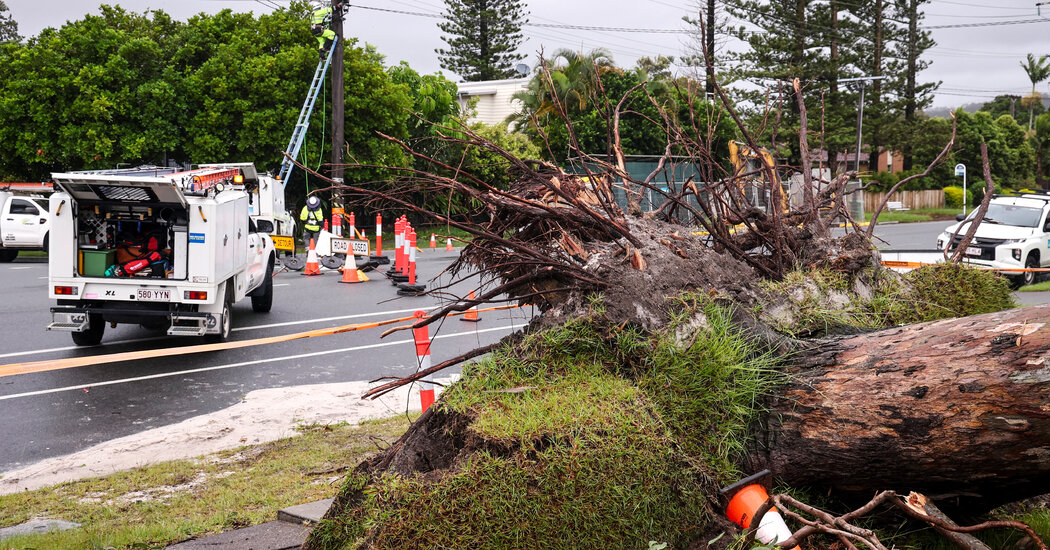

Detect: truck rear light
[54,286,78,295]
[184,291,208,300]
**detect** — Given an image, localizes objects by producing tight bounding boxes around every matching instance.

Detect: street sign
[269,235,295,252]
[955,163,966,177]
[330,237,370,256]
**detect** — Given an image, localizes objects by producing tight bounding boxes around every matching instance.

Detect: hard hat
[307,196,320,209]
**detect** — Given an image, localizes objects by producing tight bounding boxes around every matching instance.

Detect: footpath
[164,499,332,550]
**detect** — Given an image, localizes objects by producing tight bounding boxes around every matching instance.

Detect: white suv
[937,194,1050,288]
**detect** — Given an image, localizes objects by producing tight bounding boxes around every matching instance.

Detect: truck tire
[72,314,105,346]
[1023,253,1041,287]
[251,259,274,313]
[0,249,16,262]
[208,282,234,343]
[1009,254,1040,289]
[42,233,49,254]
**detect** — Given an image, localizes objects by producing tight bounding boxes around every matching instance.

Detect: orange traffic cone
[303,238,321,276]
[339,261,369,283]
[723,473,800,550]
[429,233,437,248]
[445,238,454,251]
[462,290,481,322]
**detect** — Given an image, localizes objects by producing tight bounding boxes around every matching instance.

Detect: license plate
[965,246,982,256]
[136,289,170,301]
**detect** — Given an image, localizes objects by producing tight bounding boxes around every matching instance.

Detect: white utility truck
[0,183,53,262]
[47,165,277,345]
[937,192,1050,289]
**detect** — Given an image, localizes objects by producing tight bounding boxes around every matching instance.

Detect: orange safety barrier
[881,260,1050,272]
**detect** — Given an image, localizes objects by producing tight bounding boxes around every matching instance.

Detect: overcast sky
[5,0,1050,110]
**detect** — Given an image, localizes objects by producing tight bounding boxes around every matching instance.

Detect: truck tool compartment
[47,165,275,345]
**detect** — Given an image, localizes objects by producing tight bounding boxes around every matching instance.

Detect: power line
[923,18,1050,29]
[347,4,691,33]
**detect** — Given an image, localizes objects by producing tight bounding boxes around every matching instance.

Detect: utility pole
[330,0,345,232]
[1006,94,1020,119]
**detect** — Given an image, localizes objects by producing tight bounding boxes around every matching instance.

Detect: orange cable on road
[0,304,524,380]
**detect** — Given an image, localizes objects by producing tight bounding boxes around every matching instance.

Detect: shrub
[943,186,964,208]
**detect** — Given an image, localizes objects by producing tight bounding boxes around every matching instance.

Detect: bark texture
[758,303,1050,509]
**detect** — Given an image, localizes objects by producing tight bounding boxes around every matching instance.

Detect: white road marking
[273,283,290,287]
[0,306,446,360]
[0,325,517,401]
[9,267,34,270]
[231,306,438,332]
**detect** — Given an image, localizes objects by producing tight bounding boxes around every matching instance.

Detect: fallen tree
[296,67,1048,548]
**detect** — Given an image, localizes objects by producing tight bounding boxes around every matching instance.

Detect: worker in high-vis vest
[311,2,337,59]
[300,195,324,249]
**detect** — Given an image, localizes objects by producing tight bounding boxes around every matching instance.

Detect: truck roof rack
[0,182,54,194]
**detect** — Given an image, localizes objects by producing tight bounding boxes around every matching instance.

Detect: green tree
[1034,113,1050,188]
[722,0,860,169]
[951,110,1034,193]
[0,2,417,195]
[436,0,528,81]
[890,0,938,169]
[1020,53,1050,130]
[510,59,735,168]
[979,94,1043,128]
[0,0,18,43]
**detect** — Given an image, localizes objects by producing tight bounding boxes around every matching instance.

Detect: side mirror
[255,219,274,233]
[955,214,966,221]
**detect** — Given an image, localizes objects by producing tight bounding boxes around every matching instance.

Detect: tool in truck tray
[47,164,278,346]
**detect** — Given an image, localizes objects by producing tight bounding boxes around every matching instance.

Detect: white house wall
[456,78,530,128]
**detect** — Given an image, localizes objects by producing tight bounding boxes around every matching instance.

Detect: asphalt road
[0,249,533,473]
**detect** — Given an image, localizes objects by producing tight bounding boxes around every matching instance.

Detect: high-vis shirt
[311,7,332,26]
[300,205,324,232]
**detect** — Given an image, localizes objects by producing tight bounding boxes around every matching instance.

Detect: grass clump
[760,264,1015,337]
[0,417,411,550]
[887,263,1015,324]
[310,300,787,549]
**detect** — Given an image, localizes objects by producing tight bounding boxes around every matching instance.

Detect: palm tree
[507,49,616,132]
[1020,53,1050,129]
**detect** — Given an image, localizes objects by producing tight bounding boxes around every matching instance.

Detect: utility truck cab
[0,183,54,261]
[937,193,1050,288]
[47,165,277,345]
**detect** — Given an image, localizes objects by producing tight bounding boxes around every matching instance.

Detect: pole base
[369,255,390,265]
[397,283,426,296]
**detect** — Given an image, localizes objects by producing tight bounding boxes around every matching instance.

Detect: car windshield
[965,203,1043,228]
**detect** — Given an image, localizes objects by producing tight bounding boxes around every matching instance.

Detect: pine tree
[888,0,937,170]
[722,0,860,167]
[436,0,528,82]
[0,0,21,43]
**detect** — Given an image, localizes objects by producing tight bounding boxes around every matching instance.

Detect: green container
[81,249,116,277]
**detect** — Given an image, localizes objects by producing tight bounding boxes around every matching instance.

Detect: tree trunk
[756,304,1050,510]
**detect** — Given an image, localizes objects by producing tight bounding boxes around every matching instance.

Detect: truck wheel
[217,300,232,341]
[0,249,16,262]
[1023,254,1040,287]
[71,314,105,346]
[42,233,49,254]
[251,259,274,313]
[1009,254,1040,289]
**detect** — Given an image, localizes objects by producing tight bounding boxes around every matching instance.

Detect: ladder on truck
[277,35,339,184]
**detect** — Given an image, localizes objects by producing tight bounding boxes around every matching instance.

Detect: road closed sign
[330,238,370,257]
